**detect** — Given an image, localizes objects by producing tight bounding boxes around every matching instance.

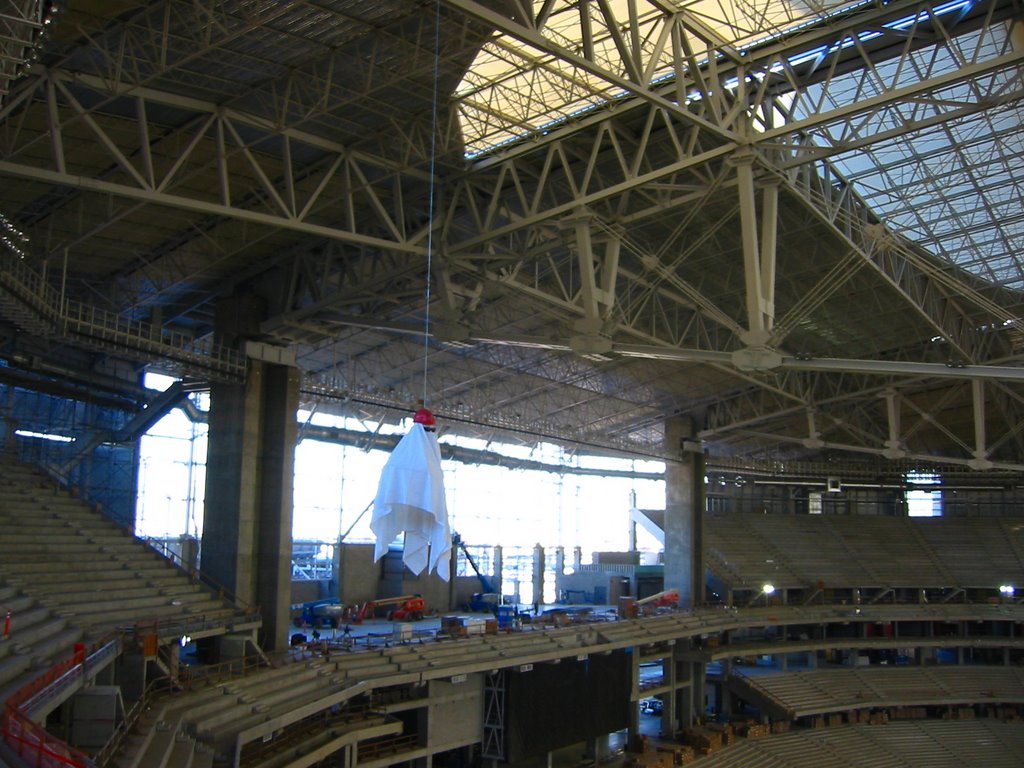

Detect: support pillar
[676,657,704,730]
[203,293,299,652]
[719,659,733,717]
[179,534,199,573]
[664,416,705,607]
[662,652,678,735]
[493,545,503,597]
[627,652,642,749]
[533,543,545,609]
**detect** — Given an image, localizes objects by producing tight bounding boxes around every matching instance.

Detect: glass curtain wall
[136,379,666,594]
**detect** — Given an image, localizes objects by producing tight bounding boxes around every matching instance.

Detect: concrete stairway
[120,658,378,765]
[0,455,243,640]
[111,710,215,768]
[0,576,84,706]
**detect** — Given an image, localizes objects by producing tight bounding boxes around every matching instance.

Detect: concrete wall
[337,543,484,615]
[400,572,451,614]
[290,580,325,605]
[450,576,488,610]
[556,570,621,604]
[427,676,484,750]
[337,543,379,606]
[556,565,651,605]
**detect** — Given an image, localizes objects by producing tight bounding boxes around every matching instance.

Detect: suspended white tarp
[370,423,452,580]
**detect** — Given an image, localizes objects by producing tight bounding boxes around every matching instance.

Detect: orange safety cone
[3,609,10,637]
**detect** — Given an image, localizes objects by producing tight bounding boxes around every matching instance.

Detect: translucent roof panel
[456,1,1024,291]
[455,0,869,157]
[794,23,1024,289]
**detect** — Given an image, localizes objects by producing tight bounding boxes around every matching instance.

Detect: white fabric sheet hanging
[370,423,451,580]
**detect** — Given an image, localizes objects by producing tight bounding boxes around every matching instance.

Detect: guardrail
[128,607,263,646]
[2,644,98,768]
[144,536,256,615]
[357,733,419,761]
[0,253,246,381]
[173,652,271,691]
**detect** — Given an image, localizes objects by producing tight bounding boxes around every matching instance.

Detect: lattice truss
[0,1,57,102]
[0,0,1022,470]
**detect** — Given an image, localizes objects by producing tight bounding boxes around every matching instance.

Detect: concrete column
[720,659,733,717]
[671,644,697,732]
[628,651,641,743]
[203,293,298,652]
[167,642,180,682]
[661,653,677,735]
[533,543,545,608]
[677,661,704,729]
[663,416,705,608]
[179,534,199,573]
[714,682,728,719]
[489,548,501,602]
[626,699,641,751]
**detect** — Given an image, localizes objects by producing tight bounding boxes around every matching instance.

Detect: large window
[136,374,207,537]
[136,389,666,560]
[906,471,942,517]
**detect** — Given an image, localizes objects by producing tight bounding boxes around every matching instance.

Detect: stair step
[0,651,32,690]
[140,726,177,768]
[0,617,72,660]
[167,734,198,768]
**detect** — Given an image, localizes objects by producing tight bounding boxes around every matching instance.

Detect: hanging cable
[422,0,443,408]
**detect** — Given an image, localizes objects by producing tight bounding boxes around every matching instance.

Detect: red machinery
[353,595,427,623]
[637,589,680,611]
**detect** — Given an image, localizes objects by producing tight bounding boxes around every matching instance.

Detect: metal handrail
[357,733,418,760]
[2,645,99,768]
[144,536,255,614]
[174,653,272,691]
[92,653,187,768]
[0,253,246,380]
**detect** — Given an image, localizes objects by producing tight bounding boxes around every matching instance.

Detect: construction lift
[353,595,427,623]
[453,533,501,613]
[636,589,680,615]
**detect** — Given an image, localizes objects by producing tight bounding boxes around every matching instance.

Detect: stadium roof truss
[0,0,1022,473]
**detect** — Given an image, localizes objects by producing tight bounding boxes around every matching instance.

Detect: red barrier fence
[1,645,95,767]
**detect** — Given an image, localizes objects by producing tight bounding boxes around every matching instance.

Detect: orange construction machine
[353,595,427,623]
[636,589,680,614]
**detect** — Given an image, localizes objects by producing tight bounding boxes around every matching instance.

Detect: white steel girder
[449,0,1023,163]
[445,0,742,144]
[732,152,779,345]
[20,0,476,160]
[441,6,1021,373]
[0,69,432,255]
[698,365,1024,468]
[776,157,1017,364]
